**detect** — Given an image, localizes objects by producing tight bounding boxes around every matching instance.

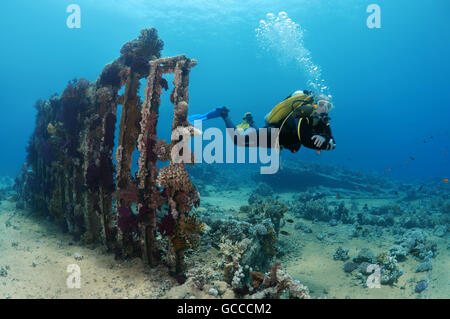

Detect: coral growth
[154,139,172,162]
[246,263,310,299]
[244,196,287,235]
[15,30,201,281]
[159,213,176,237]
[157,164,197,194]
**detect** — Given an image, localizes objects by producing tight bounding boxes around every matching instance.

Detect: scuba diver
[219,90,336,153]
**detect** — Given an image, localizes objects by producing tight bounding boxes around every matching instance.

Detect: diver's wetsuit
[225,114,335,152]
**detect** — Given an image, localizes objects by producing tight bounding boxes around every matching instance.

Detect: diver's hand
[326,138,336,150]
[311,135,326,148]
[218,106,230,119]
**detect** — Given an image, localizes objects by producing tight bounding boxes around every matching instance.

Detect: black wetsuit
[229,114,335,152]
[277,115,334,152]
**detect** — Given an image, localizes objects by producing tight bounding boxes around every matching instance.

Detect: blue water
[1,0,449,181]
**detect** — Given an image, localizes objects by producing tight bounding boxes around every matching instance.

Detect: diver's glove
[218,106,230,119]
[311,135,326,148]
[326,138,336,150]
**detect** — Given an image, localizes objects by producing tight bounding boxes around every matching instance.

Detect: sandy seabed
[0,188,449,299]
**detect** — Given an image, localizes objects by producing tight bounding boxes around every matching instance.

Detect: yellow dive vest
[266,92,315,126]
[266,92,316,150]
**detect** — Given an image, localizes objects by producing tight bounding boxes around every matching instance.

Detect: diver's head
[314,94,334,114]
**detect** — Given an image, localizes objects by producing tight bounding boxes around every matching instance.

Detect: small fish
[316,150,321,156]
[418,186,423,191]
[354,185,360,189]
[386,167,392,172]
[393,191,399,195]
[285,219,294,223]
[444,179,449,183]
[409,156,415,161]
[356,226,363,231]
[336,193,341,198]
[280,231,290,236]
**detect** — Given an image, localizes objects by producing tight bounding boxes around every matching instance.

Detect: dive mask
[315,99,334,114]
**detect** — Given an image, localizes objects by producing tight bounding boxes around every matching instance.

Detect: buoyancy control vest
[265,90,315,127]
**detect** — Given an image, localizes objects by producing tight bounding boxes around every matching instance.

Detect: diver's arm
[301,120,335,151]
[311,136,335,150]
[309,135,334,150]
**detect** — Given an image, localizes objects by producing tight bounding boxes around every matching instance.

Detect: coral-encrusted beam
[136,58,165,266]
[137,55,198,270]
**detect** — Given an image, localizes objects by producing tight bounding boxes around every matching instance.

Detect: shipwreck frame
[16,28,203,278]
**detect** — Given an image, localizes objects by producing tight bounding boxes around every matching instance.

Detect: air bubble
[278,11,288,19]
[256,11,331,96]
